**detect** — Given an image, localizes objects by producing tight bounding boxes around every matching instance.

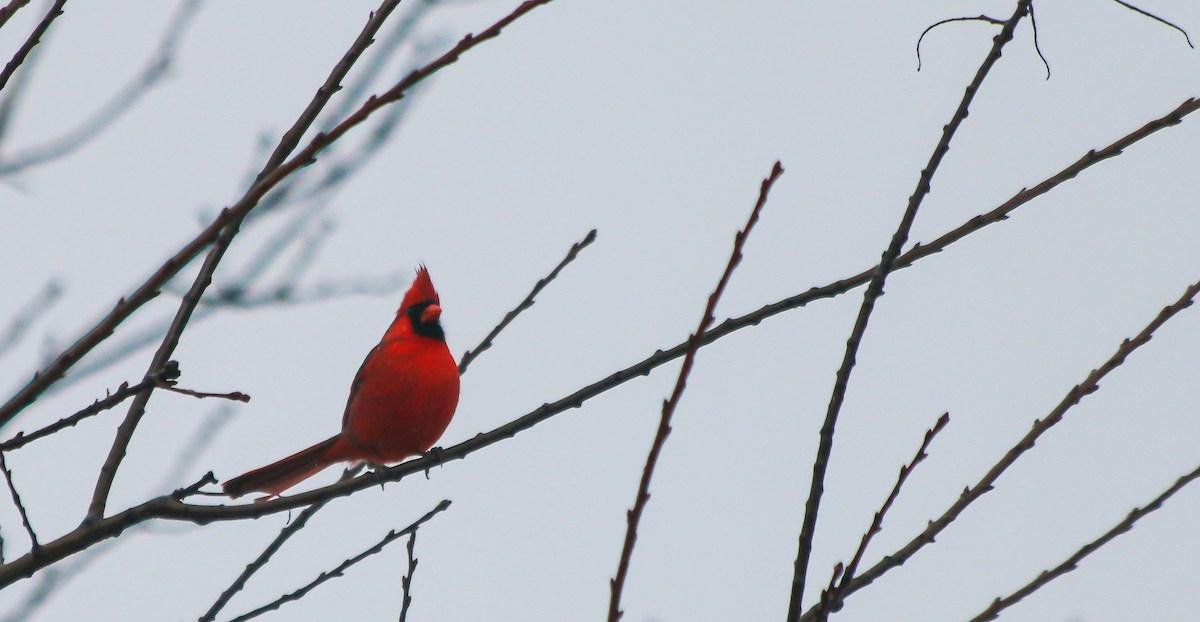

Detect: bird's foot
[422,446,446,480]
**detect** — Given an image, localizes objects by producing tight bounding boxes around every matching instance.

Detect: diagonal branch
[801,276,1200,621]
[787,2,1031,617]
[608,161,784,622]
[225,500,450,622]
[818,413,950,618]
[968,460,1200,621]
[459,228,597,374]
[0,0,66,95]
[0,452,38,552]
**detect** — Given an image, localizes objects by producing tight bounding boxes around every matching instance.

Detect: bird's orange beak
[420,304,442,323]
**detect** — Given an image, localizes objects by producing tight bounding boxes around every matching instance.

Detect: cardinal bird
[223,266,460,498]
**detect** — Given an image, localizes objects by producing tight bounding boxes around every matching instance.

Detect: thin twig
[1,405,232,622]
[0,0,203,177]
[0,281,62,358]
[0,379,150,452]
[787,3,1031,618]
[459,228,598,374]
[800,277,1200,621]
[0,452,38,552]
[608,161,784,622]
[1110,0,1194,48]
[968,461,1200,621]
[189,273,411,309]
[0,0,558,428]
[0,259,1192,590]
[156,383,250,402]
[226,500,450,622]
[197,501,329,622]
[82,0,414,522]
[0,0,31,31]
[916,15,1005,71]
[0,0,66,95]
[818,413,950,618]
[398,530,418,622]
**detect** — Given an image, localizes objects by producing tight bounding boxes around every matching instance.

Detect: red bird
[223,266,460,498]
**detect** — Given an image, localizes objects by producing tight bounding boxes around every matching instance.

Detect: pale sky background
[1,1,1199,620]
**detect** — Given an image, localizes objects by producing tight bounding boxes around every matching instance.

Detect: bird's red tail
[223,435,351,498]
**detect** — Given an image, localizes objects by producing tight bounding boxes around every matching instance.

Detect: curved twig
[916,15,1005,71]
[0,0,66,95]
[1110,0,1194,48]
[0,0,558,430]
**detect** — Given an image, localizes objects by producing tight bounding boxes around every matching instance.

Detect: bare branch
[0,280,62,359]
[801,276,1200,621]
[788,3,1031,616]
[398,530,419,622]
[0,452,38,552]
[0,0,65,96]
[968,461,1200,621]
[916,15,1005,71]
[189,273,411,309]
[1110,0,1194,48]
[459,228,598,374]
[226,500,450,622]
[0,0,203,177]
[608,161,784,622]
[818,413,951,618]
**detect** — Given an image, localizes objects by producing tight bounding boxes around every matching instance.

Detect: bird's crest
[401,265,440,311]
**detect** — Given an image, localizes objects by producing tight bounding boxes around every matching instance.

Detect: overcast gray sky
[1,1,1198,620]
